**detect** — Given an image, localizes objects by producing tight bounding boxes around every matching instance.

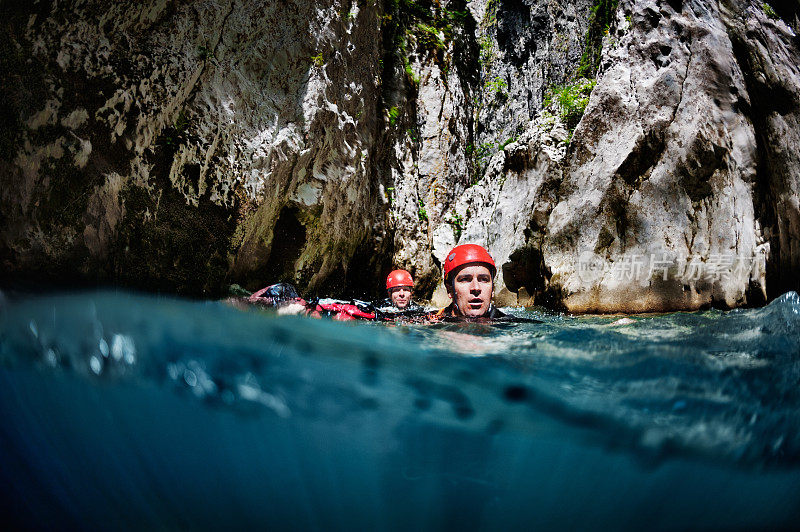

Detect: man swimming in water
[375,269,423,313]
[434,244,506,319]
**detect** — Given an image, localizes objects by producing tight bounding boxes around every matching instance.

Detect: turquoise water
[1,290,799,529]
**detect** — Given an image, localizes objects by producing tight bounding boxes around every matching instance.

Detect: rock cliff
[539,0,800,312]
[2,0,390,296]
[2,0,799,311]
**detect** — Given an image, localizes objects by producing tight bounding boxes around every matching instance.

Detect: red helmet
[443,244,496,282]
[386,269,414,290]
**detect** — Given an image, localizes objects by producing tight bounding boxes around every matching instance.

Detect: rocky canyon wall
[2,0,799,311]
[538,0,800,312]
[1,0,391,296]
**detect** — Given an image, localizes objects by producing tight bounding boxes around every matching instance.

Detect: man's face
[449,264,493,317]
[389,286,412,309]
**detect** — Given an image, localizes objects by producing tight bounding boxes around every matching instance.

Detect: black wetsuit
[430,304,543,323]
[435,303,507,319]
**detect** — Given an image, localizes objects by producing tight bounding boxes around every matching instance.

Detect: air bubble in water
[238,382,259,401]
[184,369,198,387]
[99,339,109,357]
[90,355,103,375]
[44,348,57,367]
[110,334,136,364]
[111,336,123,361]
[29,320,38,338]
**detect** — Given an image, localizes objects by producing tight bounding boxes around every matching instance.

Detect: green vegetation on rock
[576,0,619,79]
[478,35,495,67]
[762,3,780,20]
[499,135,518,150]
[485,76,507,98]
[544,78,596,135]
[417,200,428,223]
[381,0,466,89]
[388,105,400,126]
[159,110,191,149]
[197,45,213,61]
[415,22,446,51]
[445,210,464,241]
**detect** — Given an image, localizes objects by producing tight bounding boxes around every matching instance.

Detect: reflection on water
[1,290,799,529]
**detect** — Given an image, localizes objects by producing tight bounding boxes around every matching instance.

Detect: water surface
[1,290,799,529]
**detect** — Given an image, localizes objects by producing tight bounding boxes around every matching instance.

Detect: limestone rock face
[384,31,475,297]
[1,0,388,296]
[724,0,800,301]
[391,0,593,299]
[470,0,591,156]
[429,119,566,307]
[541,0,800,311]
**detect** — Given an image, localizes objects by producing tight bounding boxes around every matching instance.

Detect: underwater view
[2,290,799,529]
